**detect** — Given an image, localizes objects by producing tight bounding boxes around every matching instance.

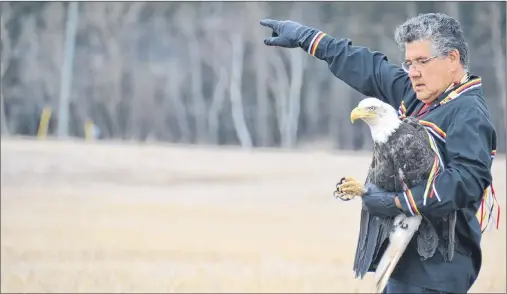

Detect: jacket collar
[410,74,482,118]
[436,74,482,106]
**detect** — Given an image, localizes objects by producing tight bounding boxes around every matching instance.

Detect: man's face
[404,40,457,104]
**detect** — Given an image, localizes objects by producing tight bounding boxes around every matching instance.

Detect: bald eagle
[334,97,440,293]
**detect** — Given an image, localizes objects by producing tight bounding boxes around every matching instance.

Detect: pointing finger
[259,19,280,30]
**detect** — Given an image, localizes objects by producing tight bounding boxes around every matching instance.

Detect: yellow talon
[337,176,366,197]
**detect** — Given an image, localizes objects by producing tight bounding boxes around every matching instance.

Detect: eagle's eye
[367,106,376,111]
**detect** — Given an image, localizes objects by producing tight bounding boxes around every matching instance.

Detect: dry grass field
[1,137,505,293]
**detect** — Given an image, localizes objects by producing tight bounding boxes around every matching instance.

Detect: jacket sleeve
[397,107,496,218]
[301,31,413,108]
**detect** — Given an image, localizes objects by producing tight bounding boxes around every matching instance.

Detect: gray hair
[394,13,469,70]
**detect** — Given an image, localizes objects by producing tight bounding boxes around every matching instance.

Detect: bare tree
[176,4,208,143]
[489,2,507,130]
[249,2,272,147]
[405,2,418,19]
[442,2,460,20]
[165,58,192,143]
[199,5,233,145]
[267,49,290,147]
[265,43,305,148]
[80,2,144,139]
[470,3,507,148]
[56,1,78,138]
[13,10,46,126]
[273,5,308,148]
[0,3,12,135]
[230,30,253,148]
[488,2,507,150]
[207,67,229,145]
[286,49,305,147]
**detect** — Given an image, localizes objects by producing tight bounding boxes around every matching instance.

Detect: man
[260,13,497,294]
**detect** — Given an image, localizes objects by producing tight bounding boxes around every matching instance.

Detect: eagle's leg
[336,176,367,200]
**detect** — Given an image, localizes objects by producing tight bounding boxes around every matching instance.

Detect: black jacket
[302,32,498,293]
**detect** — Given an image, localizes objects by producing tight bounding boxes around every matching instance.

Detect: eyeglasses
[401,56,438,73]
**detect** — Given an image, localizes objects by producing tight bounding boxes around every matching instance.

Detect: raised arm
[260,19,413,108]
[303,33,412,108]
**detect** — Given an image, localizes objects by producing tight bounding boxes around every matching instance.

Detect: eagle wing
[391,117,435,188]
[353,149,395,280]
[393,119,442,261]
[353,203,394,280]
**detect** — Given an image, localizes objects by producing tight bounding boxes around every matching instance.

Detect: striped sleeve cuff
[306,31,329,57]
[399,189,421,216]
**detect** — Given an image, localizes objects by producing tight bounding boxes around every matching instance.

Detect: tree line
[1,1,505,152]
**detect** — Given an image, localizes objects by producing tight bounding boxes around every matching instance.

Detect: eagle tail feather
[374,214,422,293]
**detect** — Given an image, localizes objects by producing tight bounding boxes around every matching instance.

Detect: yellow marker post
[84,119,95,141]
[37,106,52,139]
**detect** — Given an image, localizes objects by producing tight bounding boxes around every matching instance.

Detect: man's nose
[408,66,421,78]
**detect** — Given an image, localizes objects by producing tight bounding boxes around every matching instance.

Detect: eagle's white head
[350,97,401,144]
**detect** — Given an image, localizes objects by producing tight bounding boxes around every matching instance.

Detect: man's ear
[448,49,460,64]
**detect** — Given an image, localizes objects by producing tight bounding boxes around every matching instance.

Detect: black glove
[259,19,318,49]
[361,183,403,217]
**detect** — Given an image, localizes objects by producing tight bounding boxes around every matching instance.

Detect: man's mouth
[414,83,425,90]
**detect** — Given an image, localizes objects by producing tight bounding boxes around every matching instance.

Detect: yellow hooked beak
[350,107,376,123]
